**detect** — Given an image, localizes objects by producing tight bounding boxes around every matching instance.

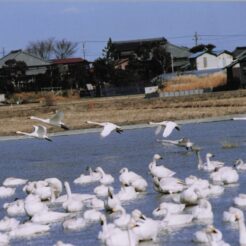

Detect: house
[0,49,51,91]
[226,50,246,89]
[190,50,233,71]
[232,46,246,58]
[111,37,191,72]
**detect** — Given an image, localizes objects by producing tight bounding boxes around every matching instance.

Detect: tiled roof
[51,58,85,64]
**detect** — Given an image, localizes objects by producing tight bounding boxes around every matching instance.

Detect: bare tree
[53,39,78,59]
[26,38,55,60]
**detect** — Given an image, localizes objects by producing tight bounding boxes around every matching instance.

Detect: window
[203,57,207,68]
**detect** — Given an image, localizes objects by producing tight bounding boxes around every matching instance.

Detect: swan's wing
[100,124,115,138]
[32,125,39,134]
[162,122,176,137]
[233,117,246,120]
[36,125,47,137]
[155,125,163,135]
[50,111,64,123]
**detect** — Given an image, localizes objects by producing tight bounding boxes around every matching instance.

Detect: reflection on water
[0,120,245,245]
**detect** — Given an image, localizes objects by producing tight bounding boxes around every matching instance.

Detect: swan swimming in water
[152,202,185,217]
[149,120,180,137]
[73,167,101,185]
[2,177,28,187]
[30,110,69,130]
[149,154,176,178]
[157,138,194,150]
[86,121,123,137]
[3,199,26,217]
[233,193,246,207]
[95,167,114,185]
[234,159,246,171]
[0,186,15,198]
[16,125,52,141]
[63,217,86,231]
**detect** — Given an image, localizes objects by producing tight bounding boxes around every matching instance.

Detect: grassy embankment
[0,73,245,137]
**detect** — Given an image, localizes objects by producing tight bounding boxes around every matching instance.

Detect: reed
[162,72,227,92]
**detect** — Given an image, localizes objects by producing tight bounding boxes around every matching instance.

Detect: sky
[0,1,246,61]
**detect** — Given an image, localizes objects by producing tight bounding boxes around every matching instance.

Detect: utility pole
[193,32,200,46]
[0,47,5,57]
[82,42,86,59]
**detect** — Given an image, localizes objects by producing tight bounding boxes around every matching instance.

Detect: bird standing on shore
[86,121,123,137]
[149,120,180,137]
[30,111,69,130]
[16,125,52,142]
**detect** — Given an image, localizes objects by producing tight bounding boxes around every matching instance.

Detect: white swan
[3,199,26,217]
[8,222,50,239]
[158,138,194,150]
[30,110,69,130]
[160,206,193,228]
[210,166,239,185]
[62,181,84,212]
[153,176,186,194]
[149,154,175,178]
[113,205,131,229]
[194,150,224,171]
[223,207,242,223]
[193,224,223,243]
[2,177,28,187]
[86,120,123,137]
[94,184,114,198]
[74,167,101,185]
[233,208,246,245]
[53,241,75,246]
[0,217,19,232]
[149,120,180,137]
[104,187,121,213]
[63,217,86,231]
[116,185,138,202]
[96,167,114,185]
[16,125,52,141]
[191,199,214,221]
[85,197,104,210]
[130,209,160,242]
[31,210,70,224]
[119,168,147,192]
[24,194,48,217]
[234,159,246,171]
[84,209,103,222]
[98,214,138,246]
[0,232,9,245]
[234,193,246,207]
[44,177,63,199]
[178,186,202,205]
[153,202,185,217]
[0,186,15,198]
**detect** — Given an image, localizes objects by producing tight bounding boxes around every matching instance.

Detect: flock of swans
[0,111,245,246]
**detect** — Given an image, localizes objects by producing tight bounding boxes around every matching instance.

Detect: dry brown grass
[162,72,227,92]
[0,89,246,136]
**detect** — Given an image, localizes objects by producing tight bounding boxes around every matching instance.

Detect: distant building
[190,50,233,70]
[226,50,246,89]
[232,46,246,58]
[111,37,191,72]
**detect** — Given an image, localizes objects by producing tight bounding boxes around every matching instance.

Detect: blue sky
[0,1,245,61]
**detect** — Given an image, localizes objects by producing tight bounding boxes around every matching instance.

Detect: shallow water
[0,120,245,246]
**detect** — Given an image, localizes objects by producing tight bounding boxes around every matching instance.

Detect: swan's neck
[97,168,105,176]
[64,182,72,199]
[195,151,203,169]
[238,217,246,245]
[206,155,212,168]
[30,116,48,123]
[16,131,31,137]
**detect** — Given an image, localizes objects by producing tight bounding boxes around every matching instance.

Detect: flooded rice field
[0,120,245,246]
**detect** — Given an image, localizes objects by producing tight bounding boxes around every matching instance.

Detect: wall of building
[217,53,233,68]
[196,53,218,70]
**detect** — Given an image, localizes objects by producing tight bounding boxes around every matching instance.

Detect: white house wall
[196,53,218,70]
[217,53,233,68]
